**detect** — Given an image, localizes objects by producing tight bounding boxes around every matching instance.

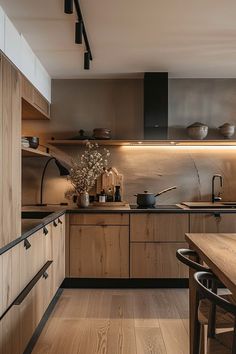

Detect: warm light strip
[120,145,236,150]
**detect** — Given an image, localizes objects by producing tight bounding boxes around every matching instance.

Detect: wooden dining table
[185,233,236,354]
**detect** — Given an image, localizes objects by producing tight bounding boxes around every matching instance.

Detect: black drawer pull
[43,271,48,279]
[58,218,62,224]
[43,226,48,235]
[214,213,221,218]
[24,239,31,250]
[53,220,58,227]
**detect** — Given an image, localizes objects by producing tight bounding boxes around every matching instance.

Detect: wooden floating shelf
[22,147,51,157]
[47,139,236,147]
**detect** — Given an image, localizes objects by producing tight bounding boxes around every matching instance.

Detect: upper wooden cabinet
[21,75,50,120]
[0,54,21,248]
[130,213,189,242]
[190,213,236,233]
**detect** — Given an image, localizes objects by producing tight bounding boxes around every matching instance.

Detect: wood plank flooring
[32,289,189,354]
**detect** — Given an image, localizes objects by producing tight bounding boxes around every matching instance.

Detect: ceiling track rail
[73,0,93,61]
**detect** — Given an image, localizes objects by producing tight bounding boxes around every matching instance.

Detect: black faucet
[212,174,223,203]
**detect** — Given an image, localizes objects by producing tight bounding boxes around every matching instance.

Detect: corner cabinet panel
[130,213,189,242]
[70,225,129,278]
[131,242,188,278]
[190,213,236,233]
[0,55,21,247]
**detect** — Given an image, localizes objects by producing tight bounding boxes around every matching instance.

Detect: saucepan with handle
[134,186,177,207]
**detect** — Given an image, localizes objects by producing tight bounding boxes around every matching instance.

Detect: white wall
[0,6,51,102]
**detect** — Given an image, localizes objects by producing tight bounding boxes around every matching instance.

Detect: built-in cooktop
[130,205,181,210]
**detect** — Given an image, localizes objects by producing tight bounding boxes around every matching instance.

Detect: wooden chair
[176,249,234,354]
[194,271,236,354]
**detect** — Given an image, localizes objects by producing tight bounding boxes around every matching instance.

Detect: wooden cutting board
[96,167,124,198]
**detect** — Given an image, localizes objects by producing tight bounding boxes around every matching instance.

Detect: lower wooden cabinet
[70,225,129,278]
[190,213,236,233]
[20,228,46,291]
[130,242,188,278]
[51,215,65,292]
[0,305,20,354]
[0,243,21,317]
[19,262,54,352]
[0,214,66,354]
[130,213,189,242]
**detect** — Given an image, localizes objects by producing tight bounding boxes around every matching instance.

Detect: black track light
[75,21,83,44]
[84,51,90,70]
[64,0,73,14]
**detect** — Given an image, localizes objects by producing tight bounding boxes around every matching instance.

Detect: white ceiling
[1,0,236,78]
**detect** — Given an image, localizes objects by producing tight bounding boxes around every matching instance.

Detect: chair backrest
[176,248,210,272]
[194,271,236,316]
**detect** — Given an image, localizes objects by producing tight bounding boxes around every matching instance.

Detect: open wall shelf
[22,147,51,157]
[47,139,236,147]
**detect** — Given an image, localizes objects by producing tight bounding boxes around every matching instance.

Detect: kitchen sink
[21,211,55,219]
[181,201,236,209]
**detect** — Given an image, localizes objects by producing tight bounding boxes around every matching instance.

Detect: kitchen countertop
[3,203,236,256]
[0,209,65,256]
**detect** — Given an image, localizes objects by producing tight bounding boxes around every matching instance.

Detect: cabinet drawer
[20,229,46,290]
[18,262,53,352]
[130,214,189,242]
[70,213,129,226]
[0,243,21,317]
[0,305,20,354]
[130,242,188,278]
[70,225,129,278]
[190,213,236,233]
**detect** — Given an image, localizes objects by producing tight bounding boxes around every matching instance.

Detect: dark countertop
[2,203,236,256]
[0,209,65,256]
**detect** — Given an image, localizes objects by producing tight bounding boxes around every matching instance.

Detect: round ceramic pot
[219,123,235,139]
[187,122,208,140]
[77,192,89,208]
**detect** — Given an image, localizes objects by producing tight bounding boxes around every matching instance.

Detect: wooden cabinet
[70,225,129,278]
[190,213,236,233]
[130,213,189,279]
[20,229,46,291]
[19,262,54,352]
[131,242,188,278]
[21,74,50,120]
[70,213,129,278]
[51,215,65,292]
[130,213,189,242]
[70,213,129,226]
[0,305,20,354]
[1,244,21,317]
[0,54,21,248]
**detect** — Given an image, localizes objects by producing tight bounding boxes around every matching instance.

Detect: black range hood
[144,72,168,140]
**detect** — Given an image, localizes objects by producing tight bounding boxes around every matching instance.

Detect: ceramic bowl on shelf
[93,128,111,140]
[219,123,235,139]
[23,136,39,149]
[187,122,208,140]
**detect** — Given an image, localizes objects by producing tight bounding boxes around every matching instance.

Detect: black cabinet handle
[53,220,58,227]
[24,239,31,250]
[43,271,48,279]
[214,213,221,218]
[58,218,62,224]
[43,226,48,235]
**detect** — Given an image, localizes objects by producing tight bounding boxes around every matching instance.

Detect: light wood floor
[32,289,189,354]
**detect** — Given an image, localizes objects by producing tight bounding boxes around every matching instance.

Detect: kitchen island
[185,232,236,354]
